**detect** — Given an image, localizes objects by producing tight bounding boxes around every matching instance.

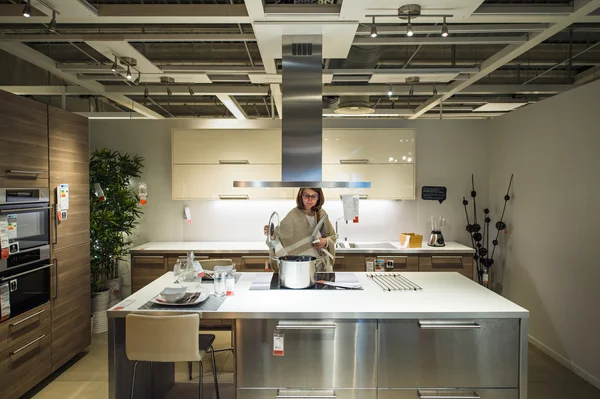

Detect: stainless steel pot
[272,255,321,289]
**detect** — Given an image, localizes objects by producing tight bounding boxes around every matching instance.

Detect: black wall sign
[422,186,447,203]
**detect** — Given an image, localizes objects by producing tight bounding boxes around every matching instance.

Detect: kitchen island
[108,271,528,399]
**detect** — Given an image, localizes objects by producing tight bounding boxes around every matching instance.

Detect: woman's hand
[314,238,328,250]
[264,225,269,236]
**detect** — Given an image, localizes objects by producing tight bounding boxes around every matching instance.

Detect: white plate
[150,292,209,306]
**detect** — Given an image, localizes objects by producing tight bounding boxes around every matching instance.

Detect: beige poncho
[268,207,337,272]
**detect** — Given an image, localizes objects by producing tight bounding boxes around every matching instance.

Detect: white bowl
[160,286,187,303]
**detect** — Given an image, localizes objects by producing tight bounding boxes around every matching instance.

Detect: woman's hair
[296,188,325,212]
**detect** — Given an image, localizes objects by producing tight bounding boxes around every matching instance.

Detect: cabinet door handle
[219,160,249,164]
[9,309,45,327]
[241,256,269,259]
[6,169,43,177]
[377,256,407,259]
[53,258,58,299]
[339,194,368,200]
[276,321,336,330]
[431,256,463,259]
[339,159,369,164]
[277,390,336,399]
[219,195,249,200]
[53,205,59,245]
[418,321,481,330]
[10,334,46,356]
[418,390,480,399]
[0,206,51,213]
[133,256,164,260]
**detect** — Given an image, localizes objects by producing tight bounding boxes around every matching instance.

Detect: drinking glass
[214,271,227,297]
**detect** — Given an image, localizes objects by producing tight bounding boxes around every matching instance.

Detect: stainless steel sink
[355,242,397,249]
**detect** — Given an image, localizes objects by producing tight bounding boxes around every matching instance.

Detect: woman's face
[301,188,319,211]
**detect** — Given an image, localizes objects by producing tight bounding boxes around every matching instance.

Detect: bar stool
[126,313,220,399]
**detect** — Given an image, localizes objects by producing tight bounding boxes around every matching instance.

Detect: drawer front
[378,389,518,399]
[0,330,51,399]
[375,255,418,271]
[236,320,377,388]
[0,303,51,353]
[237,389,376,399]
[166,255,221,271]
[131,255,167,292]
[239,255,271,272]
[334,256,365,272]
[378,319,519,388]
[419,255,473,279]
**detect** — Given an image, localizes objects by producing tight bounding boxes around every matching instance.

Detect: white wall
[489,79,600,387]
[90,119,489,247]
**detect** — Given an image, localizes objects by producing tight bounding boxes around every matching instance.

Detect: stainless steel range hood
[234,35,371,189]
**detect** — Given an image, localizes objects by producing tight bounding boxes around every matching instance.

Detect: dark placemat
[139,294,226,311]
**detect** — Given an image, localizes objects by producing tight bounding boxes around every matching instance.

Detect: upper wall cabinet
[323,129,415,164]
[0,90,49,182]
[172,129,281,164]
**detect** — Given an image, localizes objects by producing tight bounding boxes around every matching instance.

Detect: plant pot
[107,276,124,306]
[91,289,111,334]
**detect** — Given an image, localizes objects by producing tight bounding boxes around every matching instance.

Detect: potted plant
[90,149,144,331]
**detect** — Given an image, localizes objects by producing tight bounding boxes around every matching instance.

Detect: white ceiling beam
[75,112,148,120]
[106,85,268,96]
[323,84,571,96]
[575,65,600,85]
[0,33,256,43]
[0,86,91,96]
[263,4,341,17]
[216,95,248,120]
[270,84,283,119]
[473,4,573,16]
[57,64,264,74]
[409,0,600,120]
[0,42,163,119]
[33,0,98,18]
[356,24,551,35]
[97,4,246,18]
[353,36,528,46]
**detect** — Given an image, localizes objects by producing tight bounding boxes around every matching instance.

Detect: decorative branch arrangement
[462,174,513,287]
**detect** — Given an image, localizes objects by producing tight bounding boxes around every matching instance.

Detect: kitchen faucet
[335,217,348,247]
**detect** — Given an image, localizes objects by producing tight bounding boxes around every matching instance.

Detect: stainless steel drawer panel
[378,388,519,399]
[378,319,520,388]
[236,320,377,388]
[237,389,377,399]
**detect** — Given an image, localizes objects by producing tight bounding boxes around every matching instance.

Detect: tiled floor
[22,331,600,399]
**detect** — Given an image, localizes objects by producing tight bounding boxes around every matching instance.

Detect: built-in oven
[0,188,52,322]
[0,187,51,273]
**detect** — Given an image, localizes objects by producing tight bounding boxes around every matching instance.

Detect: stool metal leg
[189,361,193,380]
[210,345,220,399]
[198,360,204,399]
[130,361,139,399]
[150,361,155,399]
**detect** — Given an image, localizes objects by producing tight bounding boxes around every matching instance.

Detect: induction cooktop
[249,272,362,290]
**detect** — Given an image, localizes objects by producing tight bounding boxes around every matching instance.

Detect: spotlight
[406,16,414,37]
[133,72,141,85]
[387,84,393,97]
[23,0,31,18]
[126,66,132,80]
[441,17,449,37]
[188,85,195,96]
[433,84,438,95]
[144,85,149,98]
[370,17,378,38]
[49,11,57,32]
[409,85,414,96]
[111,56,118,72]
[167,85,172,96]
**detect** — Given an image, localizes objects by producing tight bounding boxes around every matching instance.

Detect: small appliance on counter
[427,215,446,247]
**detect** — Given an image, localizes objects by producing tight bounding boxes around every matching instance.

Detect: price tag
[273,332,284,356]
[58,183,70,211]
[0,216,9,260]
[0,283,10,322]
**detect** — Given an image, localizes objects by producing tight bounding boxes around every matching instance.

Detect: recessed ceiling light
[474,103,527,112]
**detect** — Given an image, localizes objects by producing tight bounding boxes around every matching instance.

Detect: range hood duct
[234,35,371,189]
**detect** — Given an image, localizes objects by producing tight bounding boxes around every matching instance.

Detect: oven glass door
[0,204,50,252]
[1,261,51,320]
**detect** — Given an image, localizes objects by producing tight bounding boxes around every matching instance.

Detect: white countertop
[130,241,475,254]
[108,272,528,319]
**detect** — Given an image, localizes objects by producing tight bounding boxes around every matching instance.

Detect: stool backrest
[198,259,235,269]
[126,313,201,362]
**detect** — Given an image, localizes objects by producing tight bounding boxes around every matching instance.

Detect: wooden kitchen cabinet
[334,255,365,271]
[0,90,49,183]
[51,243,91,371]
[372,254,419,271]
[419,254,474,279]
[173,129,282,164]
[131,255,168,292]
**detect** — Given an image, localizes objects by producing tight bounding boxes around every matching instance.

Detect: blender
[427,216,446,247]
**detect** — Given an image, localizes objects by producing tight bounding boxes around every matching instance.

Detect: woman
[265,188,337,272]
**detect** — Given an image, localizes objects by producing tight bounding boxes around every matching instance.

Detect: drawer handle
[219,160,249,164]
[9,309,45,327]
[377,256,407,259]
[276,321,336,330]
[418,390,480,399]
[431,256,463,259]
[1,263,53,282]
[242,256,269,260]
[133,256,164,260]
[219,195,249,200]
[6,169,43,176]
[340,159,369,164]
[10,334,46,356]
[0,206,51,213]
[419,321,481,329]
[277,390,336,399]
